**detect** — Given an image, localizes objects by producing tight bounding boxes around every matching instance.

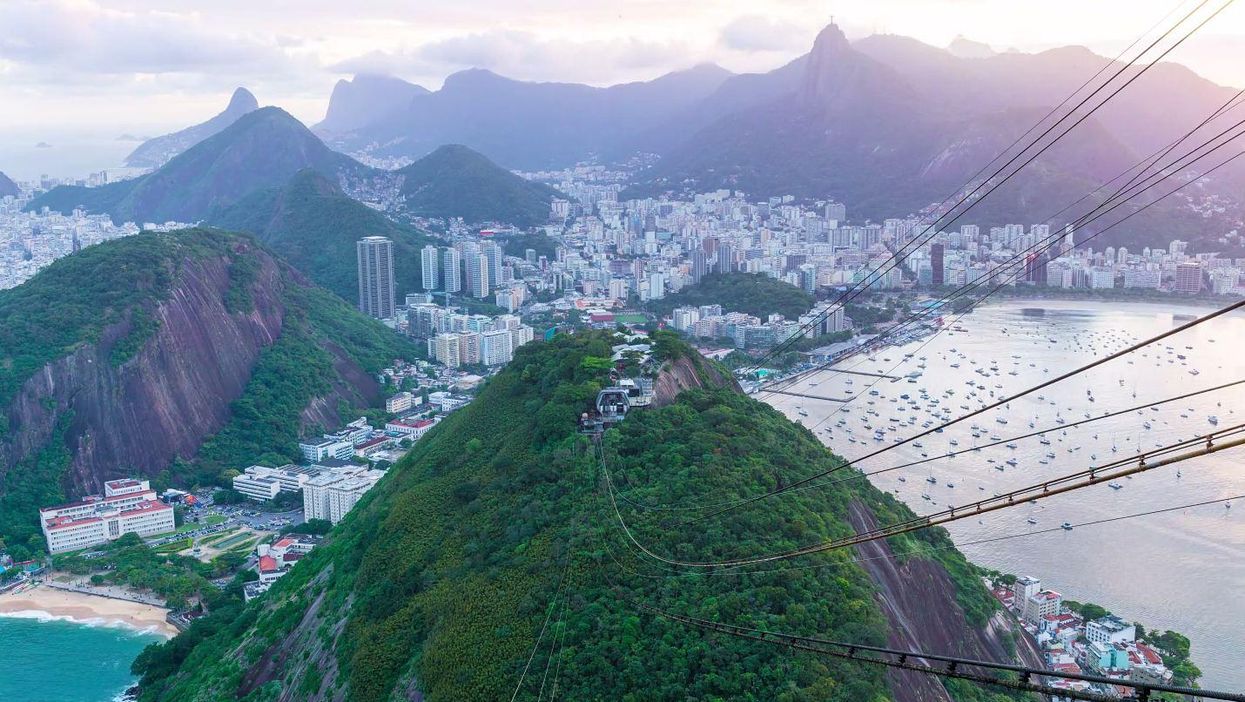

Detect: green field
[213,531,256,551]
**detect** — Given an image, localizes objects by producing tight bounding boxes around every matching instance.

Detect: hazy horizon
[2,0,1244,140]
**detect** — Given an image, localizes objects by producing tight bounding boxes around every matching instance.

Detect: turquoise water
[0,615,160,701]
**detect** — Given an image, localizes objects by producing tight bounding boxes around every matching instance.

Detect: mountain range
[316,63,734,168]
[30,108,555,232]
[125,88,260,169]
[317,24,1243,251]
[0,229,415,555]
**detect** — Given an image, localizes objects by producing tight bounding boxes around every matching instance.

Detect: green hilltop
[132,330,1006,702]
[0,229,415,556]
[396,144,561,227]
[208,169,432,302]
[648,271,815,320]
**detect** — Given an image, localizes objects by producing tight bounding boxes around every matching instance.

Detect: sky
[1,0,1244,137]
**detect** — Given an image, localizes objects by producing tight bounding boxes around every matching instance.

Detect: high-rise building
[930,243,945,286]
[465,250,490,299]
[441,247,462,294]
[420,245,440,291]
[1174,262,1202,294]
[356,236,395,319]
[691,250,710,283]
[481,241,503,290]
[717,242,736,274]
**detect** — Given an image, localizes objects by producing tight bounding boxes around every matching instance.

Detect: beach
[0,583,178,638]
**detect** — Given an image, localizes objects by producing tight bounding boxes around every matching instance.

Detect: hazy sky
[1,0,1243,134]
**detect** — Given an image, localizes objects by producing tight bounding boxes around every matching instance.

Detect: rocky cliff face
[0,239,377,499]
[847,501,1045,702]
[651,354,739,407]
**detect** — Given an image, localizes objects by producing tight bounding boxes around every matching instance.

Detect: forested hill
[394,144,560,227]
[648,271,814,320]
[0,229,415,559]
[132,330,1021,702]
[208,169,432,302]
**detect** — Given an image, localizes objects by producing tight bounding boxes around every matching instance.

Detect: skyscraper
[463,244,490,299]
[481,241,503,290]
[930,243,945,287]
[1174,262,1202,294]
[420,245,440,291]
[356,236,395,319]
[441,247,462,294]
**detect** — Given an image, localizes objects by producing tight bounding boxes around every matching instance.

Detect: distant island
[117,134,149,142]
[34,142,52,149]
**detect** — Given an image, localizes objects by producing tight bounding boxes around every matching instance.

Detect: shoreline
[0,582,177,638]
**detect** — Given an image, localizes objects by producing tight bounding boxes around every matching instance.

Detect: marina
[762,300,1245,691]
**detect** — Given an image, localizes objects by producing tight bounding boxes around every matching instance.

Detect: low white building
[1085,615,1136,646]
[39,479,176,554]
[298,438,354,463]
[386,391,414,414]
[231,465,318,502]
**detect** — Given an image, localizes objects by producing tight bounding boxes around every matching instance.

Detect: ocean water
[0,614,161,701]
[766,299,1245,691]
[0,127,151,183]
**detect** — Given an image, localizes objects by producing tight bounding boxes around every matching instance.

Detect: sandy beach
[0,583,178,637]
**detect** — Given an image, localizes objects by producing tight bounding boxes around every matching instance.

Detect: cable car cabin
[597,387,631,420]
[580,387,632,434]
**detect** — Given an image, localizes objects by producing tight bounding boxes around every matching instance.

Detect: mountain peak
[948,35,996,58]
[227,87,259,113]
[809,23,851,58]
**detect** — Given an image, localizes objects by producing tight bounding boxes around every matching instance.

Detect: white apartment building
[298,438,354,463]
[1085,616,1136,646]
[386,391,414,414]
[232,465,317,501]
[40,479,175,554]
[303,468,385,524]
[1023,589,1063,626]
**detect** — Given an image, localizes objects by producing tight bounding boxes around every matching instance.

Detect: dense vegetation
[52,532,249,610]
[209,169,432,302]
[0,231,248,555]
[648,272,814,320]
[395,144,560,227]
[500,230,559,260]
[0,228,416,551]
[133,331,1004,702]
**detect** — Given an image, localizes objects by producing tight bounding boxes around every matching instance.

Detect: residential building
[1174,262,1202,294]
[298,438,355,463]
[420,245,440,291]
[357,236,396,319]
[303,467,386,524]
[441,247,462,294]
[386,391,414,414]
[1023,589,1063,626]
[1085,615,1136,646]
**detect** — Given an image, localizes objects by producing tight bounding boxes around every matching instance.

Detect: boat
[1209,415,1219,425]
[1109,482,1123,490]
[926,476,937,484]
[1027,518,1038,525]
[1061,522,1074,531]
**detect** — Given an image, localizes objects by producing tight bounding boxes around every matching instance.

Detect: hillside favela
[2,1,1245,701]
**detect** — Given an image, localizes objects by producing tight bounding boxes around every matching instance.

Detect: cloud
[0,0,289,75]
[331,30,693,85]
[719,15,810,52]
